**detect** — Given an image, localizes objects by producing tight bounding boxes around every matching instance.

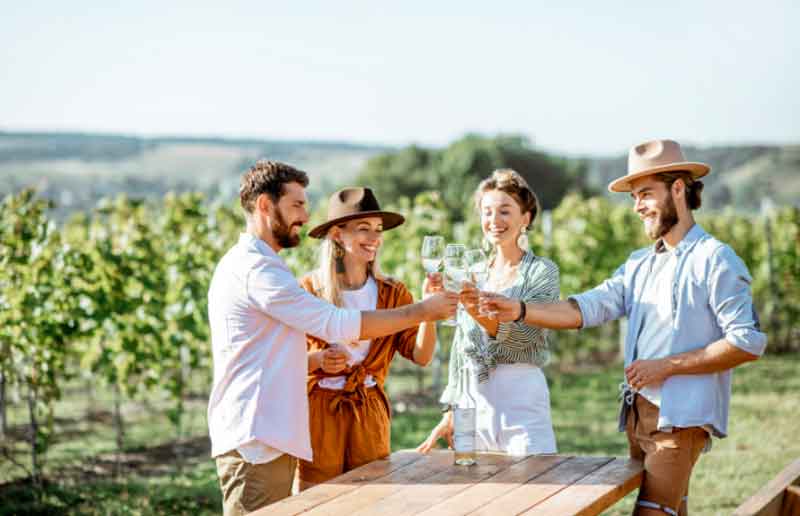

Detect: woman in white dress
[417,169,559,455]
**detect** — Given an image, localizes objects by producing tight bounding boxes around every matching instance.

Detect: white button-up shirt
[207,233,361,461]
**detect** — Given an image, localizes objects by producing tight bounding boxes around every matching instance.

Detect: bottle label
[453,407,476,453]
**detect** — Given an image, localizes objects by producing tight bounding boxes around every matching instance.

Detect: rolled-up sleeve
[569,263,627,328]
[247,258,361,344]
[708,245,767,356]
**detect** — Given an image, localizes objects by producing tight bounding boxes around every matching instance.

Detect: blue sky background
[2,0,798,154]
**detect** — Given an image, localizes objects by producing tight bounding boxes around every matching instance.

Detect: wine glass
[464,249,488,288]
[421,235,445,274]
[442,252,467,326]
[465,249,490,316]
[444,243,465,260]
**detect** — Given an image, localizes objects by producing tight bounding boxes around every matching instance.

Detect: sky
[2,0,798,155]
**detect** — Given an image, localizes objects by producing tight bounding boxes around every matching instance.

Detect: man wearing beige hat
[207,160,459,515]
[479,139,766,515]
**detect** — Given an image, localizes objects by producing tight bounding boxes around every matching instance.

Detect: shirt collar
[239,232,279,258]
[654,223,705,256]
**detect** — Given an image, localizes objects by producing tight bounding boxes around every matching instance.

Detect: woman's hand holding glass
[422,271,444,299]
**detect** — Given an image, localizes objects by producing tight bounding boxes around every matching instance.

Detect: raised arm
[250,259,457,344]
[358,290,456,340]
[479,295,583,329]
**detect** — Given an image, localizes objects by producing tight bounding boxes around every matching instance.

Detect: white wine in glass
[421,235,445,274]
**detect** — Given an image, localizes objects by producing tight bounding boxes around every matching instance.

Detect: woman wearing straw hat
[298,187,442,489]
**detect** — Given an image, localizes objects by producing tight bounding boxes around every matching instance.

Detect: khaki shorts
[299,386,391,484]
[626,395,708,516]
[215,450,295,516]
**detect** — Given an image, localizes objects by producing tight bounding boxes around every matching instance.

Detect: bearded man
[478,139,766,516]
[207,160,458,515]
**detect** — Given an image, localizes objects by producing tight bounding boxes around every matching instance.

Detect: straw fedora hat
[308,187,405,238]
[608,139,711,193]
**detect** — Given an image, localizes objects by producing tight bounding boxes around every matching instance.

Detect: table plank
[733,458,800,516]
[416,455,570,516]
[346,452,525,516]
[520,457,643,516]
[300,450,456,515]
[467,456,614,515]
[258,450,423,516]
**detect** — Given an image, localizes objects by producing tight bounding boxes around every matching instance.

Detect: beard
[272,207,302,248]
[643,193,679,240]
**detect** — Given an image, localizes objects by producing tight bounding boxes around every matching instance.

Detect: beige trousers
[215,450,296,515]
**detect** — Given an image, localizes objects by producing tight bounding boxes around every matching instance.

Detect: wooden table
[261,450,643,515]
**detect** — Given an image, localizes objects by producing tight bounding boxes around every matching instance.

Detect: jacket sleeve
[388,281,420,362]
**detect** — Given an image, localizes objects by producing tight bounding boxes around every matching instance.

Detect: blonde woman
[299,187,442,489]
[418,169,559,455]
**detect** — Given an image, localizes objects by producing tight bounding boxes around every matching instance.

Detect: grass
[2,354,798,515]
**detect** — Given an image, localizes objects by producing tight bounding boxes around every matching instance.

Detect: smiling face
[630,175,680,241]
[331,216,384,265]
[480,189,531,248]
[263,181,309,248]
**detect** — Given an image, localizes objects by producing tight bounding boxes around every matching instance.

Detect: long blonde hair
[311,226,385,307]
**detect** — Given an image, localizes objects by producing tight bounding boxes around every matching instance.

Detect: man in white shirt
[208,160,458,515]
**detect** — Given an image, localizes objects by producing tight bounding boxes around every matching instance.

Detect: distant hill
[1,132,797,217]
[0,131,389,217]
[585,144,800,211]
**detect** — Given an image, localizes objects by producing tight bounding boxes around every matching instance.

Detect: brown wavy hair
[239,160,309,214]
[474,168,539,227]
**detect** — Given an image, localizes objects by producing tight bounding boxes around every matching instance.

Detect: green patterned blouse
[439,251,560,406]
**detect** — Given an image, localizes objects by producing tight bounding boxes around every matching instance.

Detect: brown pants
[215,450,296,515]
[626,395,708,516]
[299,386,391,484]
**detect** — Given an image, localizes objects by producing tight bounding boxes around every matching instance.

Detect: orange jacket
[299,274,420,416]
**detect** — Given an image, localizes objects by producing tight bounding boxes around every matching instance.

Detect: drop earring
[334,243,346,273]
[517,229,529,251]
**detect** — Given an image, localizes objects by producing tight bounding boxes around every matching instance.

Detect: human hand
[318,346,349,374]
[625,358,671,391]
[459,281,480,314]
[423,272,444,298]
[420,291,459,321]
[478,292,521,322]
[415,412,453,453]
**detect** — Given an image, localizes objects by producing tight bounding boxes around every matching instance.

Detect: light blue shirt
[571,224,767,439]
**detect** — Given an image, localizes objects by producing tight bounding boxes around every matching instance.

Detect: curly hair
[474,168,539,226]
[239,160,309,213]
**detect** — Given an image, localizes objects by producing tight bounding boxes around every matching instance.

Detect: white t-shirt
[319,277,379,390]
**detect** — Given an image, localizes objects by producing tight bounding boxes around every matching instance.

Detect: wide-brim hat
[308,187,405,239]
[608,139,711,193]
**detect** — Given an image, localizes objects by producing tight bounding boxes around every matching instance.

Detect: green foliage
[1,186,797,488]
[356,134,593,223]
[0,189,90,480]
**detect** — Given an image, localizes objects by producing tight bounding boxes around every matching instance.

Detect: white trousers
[464,363,557,455]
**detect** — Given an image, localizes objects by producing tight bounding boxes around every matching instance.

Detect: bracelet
[441,404,453,414]
[514,300,527,323]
